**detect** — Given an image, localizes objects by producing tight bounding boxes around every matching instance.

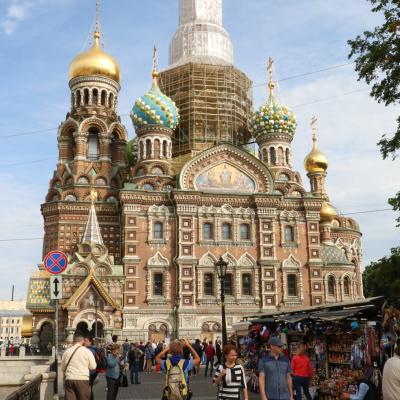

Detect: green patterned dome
[251,98,297,139]
[131,72,179,130]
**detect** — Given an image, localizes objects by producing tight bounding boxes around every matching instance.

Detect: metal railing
[5,375,42,400]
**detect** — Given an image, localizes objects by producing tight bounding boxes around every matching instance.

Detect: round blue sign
[43,251,68,275]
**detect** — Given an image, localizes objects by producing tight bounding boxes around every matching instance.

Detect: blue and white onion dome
[251,89,297,139]
[131,71,180,130]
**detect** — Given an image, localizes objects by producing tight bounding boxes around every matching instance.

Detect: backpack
[95,348,108,372]
[162,359,189,400]
[360,380,379,400]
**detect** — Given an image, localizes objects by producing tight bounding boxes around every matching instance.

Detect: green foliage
[348,0,400,224]
[363,247,400,306]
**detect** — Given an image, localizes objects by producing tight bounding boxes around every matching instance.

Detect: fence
[4,375,42,400]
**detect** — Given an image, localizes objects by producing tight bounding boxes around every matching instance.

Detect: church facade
[26,0,363,345]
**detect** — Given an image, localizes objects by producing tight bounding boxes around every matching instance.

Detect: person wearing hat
[258,336,294,400]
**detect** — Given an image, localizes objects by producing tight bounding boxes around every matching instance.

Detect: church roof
[62,271,120,310]
[320,244,353,266]
[82,201,103,245]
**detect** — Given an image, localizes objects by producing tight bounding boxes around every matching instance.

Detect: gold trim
[62,271,120,310]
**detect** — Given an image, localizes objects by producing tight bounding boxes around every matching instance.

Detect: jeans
[106,377,119,400]
[205,359,214,376]
[293,375,312,400]
[130,361,140,383]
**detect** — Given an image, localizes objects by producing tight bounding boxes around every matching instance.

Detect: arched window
[146,139,152,158]
[285,148,290,165]
[328,276,336,296]
[240,224,250,240]
[284,225,294,242]
[163,141,168,158]
[270,147,277,165]
[76,90,81,106]
[287,274,297,296]
[153,273,163,296]
[279,173,290,182]
[204,273,214,296]
[139,141,144,160]
[87,128,99,160]
[242,273,251,295]
[154,222,163,239]
[203,223,213,240]
[108,93,114,108]
[221,223,232,240]
[92,89,98,105]
[343,276,350,295]
[224,273,233,295]
[83,88,89,105]
[101,90,107,106]
[262,148,268,162]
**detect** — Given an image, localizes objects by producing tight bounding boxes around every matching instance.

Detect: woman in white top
[214,344,248,400]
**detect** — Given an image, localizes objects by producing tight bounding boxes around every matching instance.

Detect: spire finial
[89,188,98,205]
[93,0,101,45]
[95,0,100,34]
[267,57,275,100]
[311,115,318,147]
[152,46,159,85]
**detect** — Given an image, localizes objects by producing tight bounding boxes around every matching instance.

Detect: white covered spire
[169,0,233,67]
[81,190,104,245]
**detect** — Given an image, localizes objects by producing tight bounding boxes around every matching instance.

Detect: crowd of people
[60,333,400,400]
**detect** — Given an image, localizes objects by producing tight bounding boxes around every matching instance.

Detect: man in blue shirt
[258,336,294,400]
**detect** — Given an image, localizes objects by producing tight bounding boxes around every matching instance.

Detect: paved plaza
[92,367,258,400]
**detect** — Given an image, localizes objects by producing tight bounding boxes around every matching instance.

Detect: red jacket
[204,345,215,360]
[291,354,312,379]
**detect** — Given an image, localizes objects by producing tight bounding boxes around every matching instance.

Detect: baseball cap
[268,336,284,348]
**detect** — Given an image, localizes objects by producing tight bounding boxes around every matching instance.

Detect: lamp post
[215,256,228,346]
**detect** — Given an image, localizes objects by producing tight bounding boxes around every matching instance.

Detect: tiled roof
[320,244,353,266]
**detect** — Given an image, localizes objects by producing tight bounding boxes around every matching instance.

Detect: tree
[348,0,400,225]
[363,247,400,306]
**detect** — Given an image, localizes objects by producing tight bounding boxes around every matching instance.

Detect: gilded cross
[267,57,275,98]
[311,115,318,142]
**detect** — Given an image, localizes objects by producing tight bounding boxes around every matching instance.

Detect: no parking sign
[43,250,68,275]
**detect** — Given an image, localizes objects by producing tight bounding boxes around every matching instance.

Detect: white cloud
[1,1,34,35]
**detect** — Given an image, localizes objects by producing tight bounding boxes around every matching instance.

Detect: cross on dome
[267,57,275,100]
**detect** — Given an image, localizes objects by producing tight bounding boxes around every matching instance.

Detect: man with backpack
[128,342,144,384]
[155,338,201,400]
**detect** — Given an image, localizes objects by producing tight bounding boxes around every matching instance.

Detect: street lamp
[215,256,228,346]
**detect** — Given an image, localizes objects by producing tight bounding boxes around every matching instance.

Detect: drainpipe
[168,190,180,340]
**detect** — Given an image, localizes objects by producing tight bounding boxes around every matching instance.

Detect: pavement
[92,366,258,400]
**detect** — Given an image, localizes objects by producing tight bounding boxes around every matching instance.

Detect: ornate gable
[179,144,274,194]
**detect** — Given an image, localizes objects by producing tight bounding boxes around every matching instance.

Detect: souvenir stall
[236,297,388,398]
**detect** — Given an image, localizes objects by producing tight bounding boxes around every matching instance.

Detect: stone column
[73,132,88,161]
[104,329,113,343]
[65,328,75,344]
[320,222,332,244]
[30,329,40,346]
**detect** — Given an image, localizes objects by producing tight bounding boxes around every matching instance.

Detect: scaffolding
[159,63,253,157]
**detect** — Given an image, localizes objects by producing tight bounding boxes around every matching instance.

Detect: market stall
[236,297,390,399]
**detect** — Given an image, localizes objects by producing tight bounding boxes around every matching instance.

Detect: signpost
[44,250,67,399]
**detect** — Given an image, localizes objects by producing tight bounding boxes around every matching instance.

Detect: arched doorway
[76,321,90,337]
[92,321,104,340]
[39,322,54,354]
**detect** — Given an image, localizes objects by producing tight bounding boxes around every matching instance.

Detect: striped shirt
[214,364,247,400]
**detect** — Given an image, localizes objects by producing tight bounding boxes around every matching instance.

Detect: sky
[0,0,398,300]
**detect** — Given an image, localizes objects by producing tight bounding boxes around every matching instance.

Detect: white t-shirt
[383,354,400,400]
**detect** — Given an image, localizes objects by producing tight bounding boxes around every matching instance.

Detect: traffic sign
[44,251,68,275]
[50,276,63,300]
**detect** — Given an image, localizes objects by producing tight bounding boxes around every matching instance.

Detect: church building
[26,0,363,346]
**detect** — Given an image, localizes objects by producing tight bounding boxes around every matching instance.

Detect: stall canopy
[243,297,384,324]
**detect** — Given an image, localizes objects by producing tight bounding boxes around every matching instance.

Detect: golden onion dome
[320,202,336,223]
[69,31,121,83]
[304,117,328,173]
